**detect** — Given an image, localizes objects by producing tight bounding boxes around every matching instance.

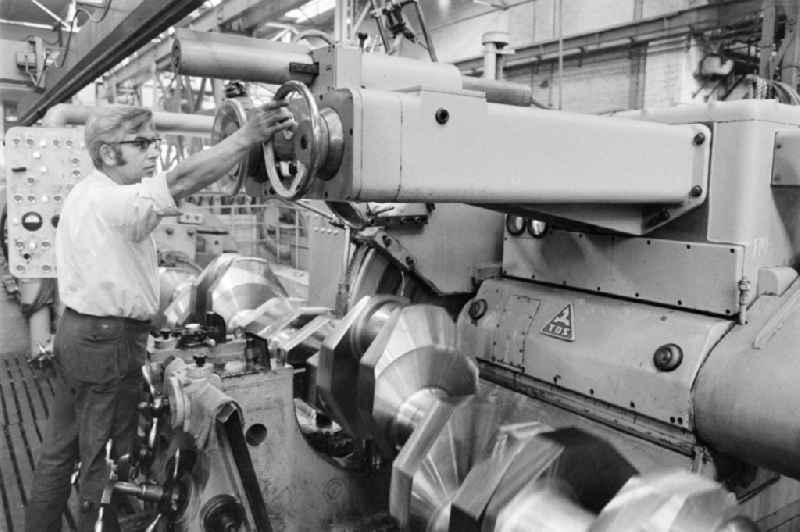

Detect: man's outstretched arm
[166,101,294,201]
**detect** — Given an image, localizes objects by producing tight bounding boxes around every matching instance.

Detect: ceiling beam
[17,0,206,125]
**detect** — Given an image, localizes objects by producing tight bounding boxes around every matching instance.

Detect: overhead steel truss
[17,0,207,125]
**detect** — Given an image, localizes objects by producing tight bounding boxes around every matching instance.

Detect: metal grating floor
[0,352,75,531]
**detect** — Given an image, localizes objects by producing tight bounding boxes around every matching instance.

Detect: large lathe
[157,28,800,531]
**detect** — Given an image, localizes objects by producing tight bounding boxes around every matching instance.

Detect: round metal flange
[211,96,266,195]
[200,494,245,532]
[164,375,187,430]
[347,294,407,359]
[358,304,478,455]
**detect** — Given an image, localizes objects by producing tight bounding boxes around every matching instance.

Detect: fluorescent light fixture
[285,0,336,22]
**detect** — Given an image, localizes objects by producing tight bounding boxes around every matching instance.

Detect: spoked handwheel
[211,96,267,196]
[263,80,326,199]
[263,80,345,200]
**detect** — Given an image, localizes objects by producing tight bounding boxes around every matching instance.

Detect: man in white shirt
[25,103,294,532]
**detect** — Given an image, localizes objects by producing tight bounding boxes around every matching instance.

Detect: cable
[56,15,78,68]
[54,1,112,69]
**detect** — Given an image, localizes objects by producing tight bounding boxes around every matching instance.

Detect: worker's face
[100,122,161,183]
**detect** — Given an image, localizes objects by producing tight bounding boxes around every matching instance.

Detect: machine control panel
[4,127,92,278]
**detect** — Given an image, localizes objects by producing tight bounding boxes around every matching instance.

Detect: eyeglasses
[112,137,163,151]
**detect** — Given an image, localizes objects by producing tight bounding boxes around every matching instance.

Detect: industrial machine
[84,26,800,532]
[17,25,800,532]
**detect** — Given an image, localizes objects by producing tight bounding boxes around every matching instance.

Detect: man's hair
[85,106,154,168]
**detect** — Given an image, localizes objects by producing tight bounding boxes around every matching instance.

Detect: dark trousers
[25,308,149,532]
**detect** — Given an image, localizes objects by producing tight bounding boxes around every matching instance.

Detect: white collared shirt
[56,168,178,320]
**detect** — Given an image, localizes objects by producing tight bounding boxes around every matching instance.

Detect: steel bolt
[468,299,488,320]
[653,343,683,372]
[689,185,703,197]
[693,132,706,145]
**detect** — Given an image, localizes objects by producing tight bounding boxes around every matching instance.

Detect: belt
[65,306,151,326]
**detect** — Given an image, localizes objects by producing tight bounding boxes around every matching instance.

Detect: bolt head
[468,299,488,320]
[653,343,683,372]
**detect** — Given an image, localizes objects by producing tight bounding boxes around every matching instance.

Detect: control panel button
[21,212,43,231]
[7,127,87,279]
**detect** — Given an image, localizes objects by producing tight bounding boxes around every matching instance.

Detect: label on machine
[541,303,576,342]
[4,127,92,278]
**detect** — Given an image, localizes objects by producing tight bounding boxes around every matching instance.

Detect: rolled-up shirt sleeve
[98,172,180,241]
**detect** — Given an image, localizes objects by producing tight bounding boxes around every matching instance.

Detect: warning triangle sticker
[541,304,575,341]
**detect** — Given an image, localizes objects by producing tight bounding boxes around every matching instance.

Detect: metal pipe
[151,111,213,136]
[483,45,497,80]
[461,76,534,107]
[759,0,776,79]
[557,0,564,109]
[113,481,165,502]
[42,103,213,136]
[172,28,316,85]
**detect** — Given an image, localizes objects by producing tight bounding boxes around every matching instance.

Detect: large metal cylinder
[693,289,800,479]
[172,29,316,85]
[172,29,536,108]
[42,103,213,136]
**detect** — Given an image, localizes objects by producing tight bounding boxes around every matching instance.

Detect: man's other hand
[242,101,295,144]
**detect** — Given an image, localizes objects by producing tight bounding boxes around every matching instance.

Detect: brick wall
[418,0,710,112]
